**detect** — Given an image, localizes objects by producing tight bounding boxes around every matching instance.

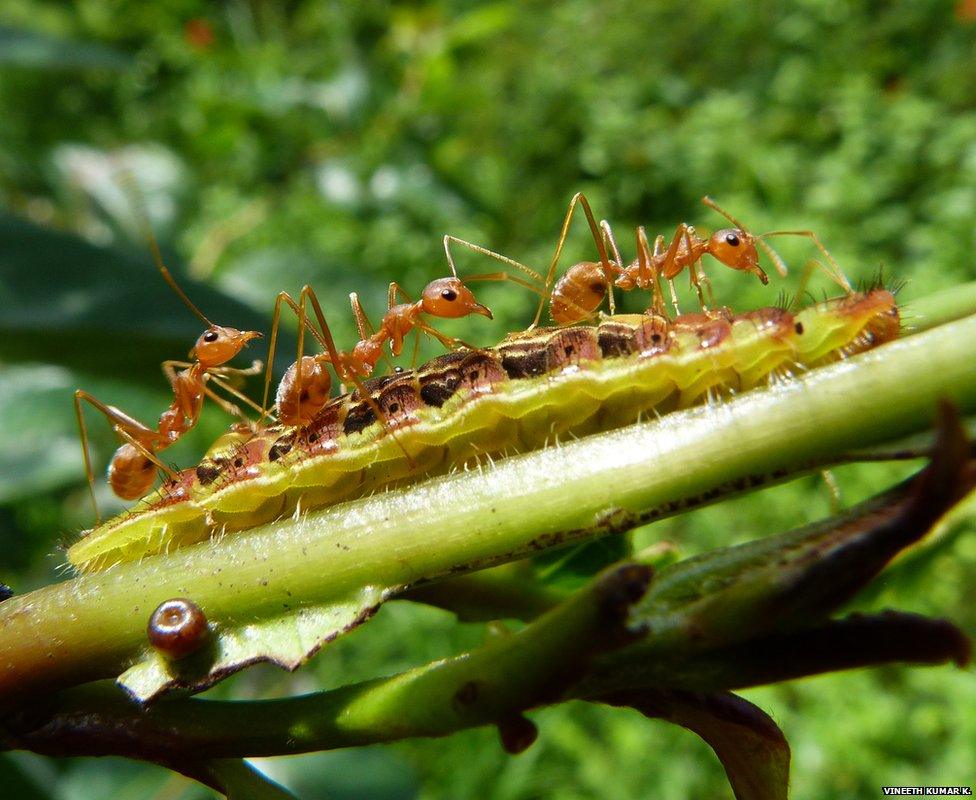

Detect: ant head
[191,325,262,367]
[421,277,493,320]
[708,229,768,285]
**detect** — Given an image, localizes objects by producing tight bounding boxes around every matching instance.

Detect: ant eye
[441,289,458,302]
[725,233,740,247]
[203,331,219,343]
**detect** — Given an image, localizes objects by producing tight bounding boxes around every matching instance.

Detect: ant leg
[350,293,394,373]
[161,361,265,422]
[599,220,621,315]
[385,282,414,356]
[409,327,423,369]
[789,259,822,311]
[113,426,180,483]
[636,227,667,317]
[601,220,625,271]
[443,236,543,285]
[676,225,711,311]
[388,281,413,306]
[167,359,266,413]
[73,391,102,524]
[650,233,680,315]
[74,391,157,444]
[73,390,159,522]
[667,279,682,316]
[201,382,254,427]
[463,272,545,297]
[211,359,264,378]
[299,285,417,462]
[696,264,717,309]
[660,223,694,315]
[350,292,374,340]
[260,289,334,420]
[533,192,616,328]
[659,223,690,279]
[415,320,477,352]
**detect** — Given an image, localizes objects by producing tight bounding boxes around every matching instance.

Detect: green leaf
[0,753,56,800]
[120,584,391,703]
[0,364,79,503]
[0,214,276,379]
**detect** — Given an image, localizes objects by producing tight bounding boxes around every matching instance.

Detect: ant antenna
[147,230,214,327]
[117,170,215,327]
[443,236,459,278]
[701,195,746,230]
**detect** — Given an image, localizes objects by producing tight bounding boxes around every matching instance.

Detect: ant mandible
[74,235,262,521]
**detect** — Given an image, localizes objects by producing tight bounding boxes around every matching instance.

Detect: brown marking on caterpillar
[673,309,733,350]
[546,327,601,368]
[455,351,507,392]
[303,403,343,455]
[498,327,599,378]
[499,342,551,378]
[598,322,640,358]
[268,431,296,462]
[343,402,377,435]
[377,381,423,426]
[418,370,462,407]
[195,462,221,486]
[633,314,673,356]
[453,680,482,709]
[736,306,795,335]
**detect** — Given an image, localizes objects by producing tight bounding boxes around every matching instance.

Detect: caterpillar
[67,289,899,573]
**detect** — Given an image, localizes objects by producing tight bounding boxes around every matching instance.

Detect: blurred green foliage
[1,0,975,797]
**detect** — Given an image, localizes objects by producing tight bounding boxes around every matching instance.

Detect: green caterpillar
[67,289,899,572]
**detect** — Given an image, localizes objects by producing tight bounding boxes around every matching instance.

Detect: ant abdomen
[277,355,333,426]
[108,443,157,500]
[550,261,608,324]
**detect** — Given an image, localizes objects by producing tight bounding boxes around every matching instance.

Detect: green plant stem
[1,312,976,705]
[3,563,651,757]
[6,427,972,764]
[906,281,976,332]
[402,564,566,621]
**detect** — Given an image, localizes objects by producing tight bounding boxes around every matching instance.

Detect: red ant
[444,193,853,324]
[262,268,493,428]
[74,236,262,520]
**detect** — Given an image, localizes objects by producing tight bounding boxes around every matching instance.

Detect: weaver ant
[444,193,853,324]
[74,235,262,521]
[262,267,493,428]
